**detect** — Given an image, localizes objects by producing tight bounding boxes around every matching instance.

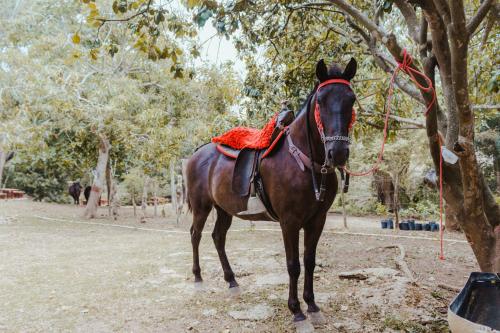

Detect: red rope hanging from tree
[344,49,444,260]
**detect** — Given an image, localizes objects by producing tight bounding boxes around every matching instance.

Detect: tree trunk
[132,192,136,217]
[170,160,177,219]
[176,175,184,219]
[0,150,6,189]
[84,134,110,219]
[181,159,188,206]
[153,180,158,218]
[496,162,500,194]
[140,175,149,223]
[106,159,112,216]
[109,180,119,220]
[393,172,400,230]
[373,170,395,212]
[444,202,461,231]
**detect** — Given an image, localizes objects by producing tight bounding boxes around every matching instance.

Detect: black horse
[68,182,82,205]
[186,58,357,329]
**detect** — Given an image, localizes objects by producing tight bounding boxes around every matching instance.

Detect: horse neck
[288,99,325,163]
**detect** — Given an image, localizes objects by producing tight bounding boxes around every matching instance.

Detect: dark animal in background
[84,186,91,203]
[84,185,101,206]
[6,151,14,163]
[68,182,82,205]
[187,59,357,325]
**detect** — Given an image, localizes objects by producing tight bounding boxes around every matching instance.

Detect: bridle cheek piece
[314,78,356,145]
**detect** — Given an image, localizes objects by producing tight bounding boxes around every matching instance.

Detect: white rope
[33,215,467,243]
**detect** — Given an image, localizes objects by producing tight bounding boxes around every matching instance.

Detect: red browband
[318,78,351,88]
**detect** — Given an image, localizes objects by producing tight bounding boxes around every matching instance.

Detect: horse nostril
[328,150,333,160]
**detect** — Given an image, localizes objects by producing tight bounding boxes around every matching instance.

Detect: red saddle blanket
[212,116,277,150]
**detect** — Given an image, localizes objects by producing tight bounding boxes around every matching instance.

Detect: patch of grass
[382,316,449,333]
[430,290,446,301]
[426,319,450,333]
[382,317,427,333]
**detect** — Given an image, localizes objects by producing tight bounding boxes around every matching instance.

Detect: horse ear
[343,57,357,81]
[316,59,328,82]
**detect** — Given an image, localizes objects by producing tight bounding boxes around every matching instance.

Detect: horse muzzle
[326,145,349,167]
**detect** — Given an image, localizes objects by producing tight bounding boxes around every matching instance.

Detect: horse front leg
[282,225,318,333]
[303,214,327,326]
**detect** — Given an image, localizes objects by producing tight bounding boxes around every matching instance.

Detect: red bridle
[314,78,356,142]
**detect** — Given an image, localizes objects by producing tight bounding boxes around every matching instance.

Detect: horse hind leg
[212,207,239,291]
[190,206,211,284]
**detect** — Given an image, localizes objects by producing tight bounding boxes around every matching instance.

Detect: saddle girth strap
[285,129,335,174]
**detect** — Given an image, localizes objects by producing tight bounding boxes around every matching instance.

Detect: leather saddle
[232,148,259,197]
[216,105,295,220]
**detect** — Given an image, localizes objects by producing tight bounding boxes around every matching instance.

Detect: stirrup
[237,195,267,216]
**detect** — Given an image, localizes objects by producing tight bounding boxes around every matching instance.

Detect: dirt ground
[0,199,478,332]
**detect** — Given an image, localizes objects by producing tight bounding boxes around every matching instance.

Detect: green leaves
[72,33,81,44]
[486,70,499,93]
[194,7,213,27]
[76,0,198,67]
[186,0,203,9]
[154,11,165,24]
[108,44,119,57]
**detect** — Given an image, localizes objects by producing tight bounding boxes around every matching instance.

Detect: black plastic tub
[408,220,416,230]
[399,222,409,230]
[448,272,500,332]
[415,223,423,230]
[387,220,394,229]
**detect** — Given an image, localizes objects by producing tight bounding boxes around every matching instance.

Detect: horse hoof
[294,318,315,333]
[227,286,242,297]
[308,311,326,327]
[194,281,205,292]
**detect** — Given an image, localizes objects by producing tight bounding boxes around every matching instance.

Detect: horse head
[314,58,357,168]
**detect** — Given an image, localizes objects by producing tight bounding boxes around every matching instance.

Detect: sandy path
[0,200,475,332]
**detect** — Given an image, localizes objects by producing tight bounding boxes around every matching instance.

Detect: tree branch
[471,104,500,110]
[418,15,428,58]
[359,111,425,128]
[356,99,426,128]
[97,0,152,23]
[419,1,457,145]
[432,0,451,25]
[393,0,420,42]
[346,17,425,104]
[327,0,384,37]
[329,0,436,114]
[466,0,495,38]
